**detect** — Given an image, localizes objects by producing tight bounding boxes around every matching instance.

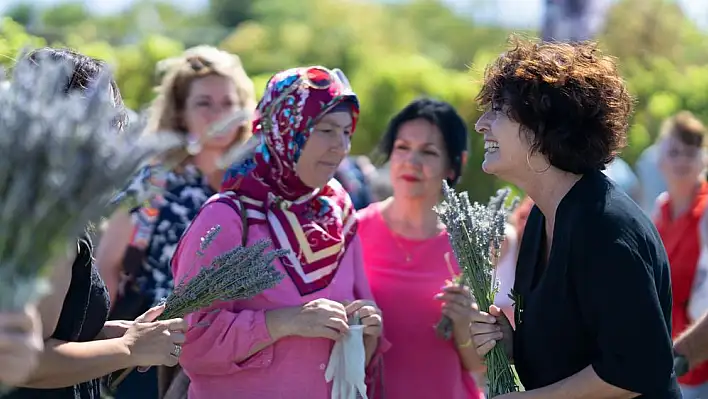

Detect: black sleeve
[573,235,675,394]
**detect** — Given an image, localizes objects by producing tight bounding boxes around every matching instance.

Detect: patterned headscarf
[220,66,359,296]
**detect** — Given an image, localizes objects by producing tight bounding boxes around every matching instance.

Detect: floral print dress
[127,164,215,310]
[109,165,214,399]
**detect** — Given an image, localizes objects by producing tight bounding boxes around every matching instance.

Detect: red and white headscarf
[220,66,359,296]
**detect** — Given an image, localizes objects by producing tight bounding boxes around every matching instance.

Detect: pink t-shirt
[357,203,484,399]
[171,198,388,399]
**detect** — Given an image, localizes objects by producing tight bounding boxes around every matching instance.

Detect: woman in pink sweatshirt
[358,98,485,398]
[171,66,388,398]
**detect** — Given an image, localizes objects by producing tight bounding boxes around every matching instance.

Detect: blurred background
[1,0,707,201]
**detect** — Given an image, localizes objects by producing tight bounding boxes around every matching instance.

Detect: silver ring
[172,344,182,358]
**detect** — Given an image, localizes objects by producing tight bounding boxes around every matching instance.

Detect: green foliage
[2,0,708,199]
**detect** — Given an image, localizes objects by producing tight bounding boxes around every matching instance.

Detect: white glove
[325,325,368,399]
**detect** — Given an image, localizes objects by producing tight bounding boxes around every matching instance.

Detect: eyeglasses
[302,67,334,89]
[301,67,353,92]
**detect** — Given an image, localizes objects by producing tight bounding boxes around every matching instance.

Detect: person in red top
[654,111,708,399]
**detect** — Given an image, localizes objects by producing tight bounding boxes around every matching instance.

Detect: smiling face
[389,118,452,200]
[475,104,539,182]
[295,111,353,189]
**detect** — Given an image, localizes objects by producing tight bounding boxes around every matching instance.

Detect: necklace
[390,232,413,263]
[381,201,440,263]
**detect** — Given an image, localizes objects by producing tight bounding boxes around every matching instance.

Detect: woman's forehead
[318,111,352,127]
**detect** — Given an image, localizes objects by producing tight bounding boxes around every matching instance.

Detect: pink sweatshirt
[357,203,484,399]
[171,200,388,398]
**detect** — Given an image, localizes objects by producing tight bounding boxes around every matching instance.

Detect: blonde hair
[147,46,256,149]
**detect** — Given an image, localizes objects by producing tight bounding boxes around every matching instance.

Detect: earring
[526,151,550,173]
[186,134,202,156]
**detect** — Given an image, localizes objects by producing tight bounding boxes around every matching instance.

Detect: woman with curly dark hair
[468,38,680,398]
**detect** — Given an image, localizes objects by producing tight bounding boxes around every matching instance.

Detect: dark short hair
[659,111,708,148]
[477,37,633,174]
[378,97,469,186]
[25,47,127,130]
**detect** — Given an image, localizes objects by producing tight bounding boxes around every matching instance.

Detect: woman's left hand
[345,300,382,338]
[435,283,475,337]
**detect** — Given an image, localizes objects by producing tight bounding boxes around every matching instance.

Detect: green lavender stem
[434,181,519,397]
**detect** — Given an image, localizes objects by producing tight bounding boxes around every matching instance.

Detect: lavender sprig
[0,55,182,312]
[111,225,286,387]
[434,181,519,397]
[160,237,286,320]
[0,53,183,397]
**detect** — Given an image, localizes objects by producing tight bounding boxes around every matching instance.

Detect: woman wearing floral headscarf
[171,66,388,398]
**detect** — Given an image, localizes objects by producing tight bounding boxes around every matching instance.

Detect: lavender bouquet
[110,225,286,388]
[0,54,182,313]
[158,225,285,320]
[434,181,519,397]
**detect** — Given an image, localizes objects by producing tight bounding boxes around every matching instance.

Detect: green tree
[4,0,708,199]
[5,3,36,27]
[40,2,89,31]
[209,0,256,28]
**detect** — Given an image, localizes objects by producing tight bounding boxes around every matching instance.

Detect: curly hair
[147,45,256,144]
[477,37,634,174]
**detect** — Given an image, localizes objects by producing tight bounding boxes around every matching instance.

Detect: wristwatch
[674,348,690,377]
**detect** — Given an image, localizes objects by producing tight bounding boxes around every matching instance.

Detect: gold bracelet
[457,337,473,348]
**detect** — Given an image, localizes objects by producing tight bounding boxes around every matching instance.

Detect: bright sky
[1,0,706,29]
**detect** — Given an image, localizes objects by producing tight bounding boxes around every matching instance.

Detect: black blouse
[512,170,680,398]
[8,234,110,399]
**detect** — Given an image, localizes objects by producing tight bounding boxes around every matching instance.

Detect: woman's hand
[435,284,475,341]
[345,300,382,338]
[0,305,43,386]
[470,304,514,359]
[288,298,350,340]
[120,305,187,368]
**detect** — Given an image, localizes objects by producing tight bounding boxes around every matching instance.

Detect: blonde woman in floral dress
[96,46,256,399]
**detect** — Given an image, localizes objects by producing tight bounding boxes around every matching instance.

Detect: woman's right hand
[286,299,350,341]
[120,305,187,368]
[471,304,514,359]
[0,306,43,386]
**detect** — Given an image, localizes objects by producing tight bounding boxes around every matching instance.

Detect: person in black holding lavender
[469,37,680,398]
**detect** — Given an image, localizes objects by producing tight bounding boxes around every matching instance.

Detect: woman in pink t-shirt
[358,98,485,399]
[171,67,388,398]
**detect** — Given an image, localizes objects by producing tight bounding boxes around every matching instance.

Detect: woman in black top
[470,38,681,398]
[7,48,187,399]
